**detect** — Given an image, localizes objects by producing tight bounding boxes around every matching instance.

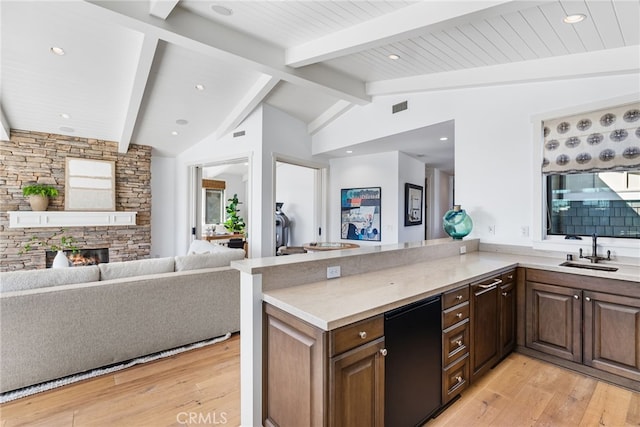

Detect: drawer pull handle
[456,295,463,300]
[456,313,463,319]
[456,340,463,347]
[455,376,463,384]
[502,292,508,297]
[574,294,580,300]
[507,275,514,280]
[380,348,388,357]
[585,297,591,302]
[359,331,367,339]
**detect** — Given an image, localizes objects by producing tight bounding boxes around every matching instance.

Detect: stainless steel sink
[559,261,618,272]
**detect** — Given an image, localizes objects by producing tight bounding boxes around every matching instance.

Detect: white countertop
[262,251,640,331]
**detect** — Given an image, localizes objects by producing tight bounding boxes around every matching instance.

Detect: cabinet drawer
[502,270,516,284]
[442,354,470,404]
[443,301,469,330]
[443,285,470,310]
[330,315,384,356]
[443,319,470,367]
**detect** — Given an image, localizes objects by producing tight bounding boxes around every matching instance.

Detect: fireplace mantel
[8,211,137,228]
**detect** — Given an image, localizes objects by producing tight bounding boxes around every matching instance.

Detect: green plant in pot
[19,228,79,268]
[22,183,59,211]
[224,193,246,234]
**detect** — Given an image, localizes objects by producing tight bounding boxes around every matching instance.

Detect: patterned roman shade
[542,102,640,174]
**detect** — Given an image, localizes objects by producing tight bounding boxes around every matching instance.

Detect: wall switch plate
[459,245,466,254]
[327,266,341,279]
[488,225,496,235]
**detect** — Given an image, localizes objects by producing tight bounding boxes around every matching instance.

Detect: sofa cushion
[187,239,231,254]
[0,265,100,293]
[99,257,175,281]
[175,249,245,272]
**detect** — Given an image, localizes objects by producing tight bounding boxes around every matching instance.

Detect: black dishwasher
[385,295,442,426]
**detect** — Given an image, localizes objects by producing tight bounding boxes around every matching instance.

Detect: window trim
[531,93,640,257]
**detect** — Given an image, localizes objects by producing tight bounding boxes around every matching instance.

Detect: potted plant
[19,228,79,268]
[224,193,246,234]
[22,183,59,211]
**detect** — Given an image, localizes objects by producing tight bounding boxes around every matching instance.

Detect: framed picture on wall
[65,157,116,211]
[404,183,423,226]
[341,187,381,241]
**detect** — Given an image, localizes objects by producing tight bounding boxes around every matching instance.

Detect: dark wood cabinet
[330,337,385,427]
[442,285,470,403]
[524,269,640,389]
[264,303,385,427]
[499,276,516,358]
[526,281,582,362]
[583,290,640,382]
[470,275,501,380]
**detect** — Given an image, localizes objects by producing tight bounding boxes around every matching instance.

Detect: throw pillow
[175,249,245,272]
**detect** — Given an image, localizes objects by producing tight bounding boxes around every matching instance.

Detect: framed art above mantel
[65,157,115,211]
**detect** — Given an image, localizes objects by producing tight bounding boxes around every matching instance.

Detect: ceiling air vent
[233,130,246,138]
[392,101,408,114]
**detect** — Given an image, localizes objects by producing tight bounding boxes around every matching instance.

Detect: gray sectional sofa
[0,245,245,394]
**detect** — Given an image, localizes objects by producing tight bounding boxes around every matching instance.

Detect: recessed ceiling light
[346,150,353,154]
[171,131,179,136]
[60,113,71,119]
[388,54,400,60]
[211,4,233,16]
[195,84,205,91]
[50,46,65,56]
[59,126,74,133]
[176,119,189,125]
[439,137,448,141]
[563,14,586,24]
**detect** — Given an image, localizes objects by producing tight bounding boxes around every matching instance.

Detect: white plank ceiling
[1,0,638,162]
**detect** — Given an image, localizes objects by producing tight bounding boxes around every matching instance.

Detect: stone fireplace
[0,130,152,271]
[45,248,109,268]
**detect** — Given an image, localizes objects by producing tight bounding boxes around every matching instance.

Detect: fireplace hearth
[46,248,109,268]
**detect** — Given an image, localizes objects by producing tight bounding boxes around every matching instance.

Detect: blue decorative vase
[443,205,473,240]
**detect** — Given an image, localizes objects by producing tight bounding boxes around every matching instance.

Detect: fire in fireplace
[46,248,109,268]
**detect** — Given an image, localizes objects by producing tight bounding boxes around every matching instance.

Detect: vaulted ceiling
[1,1,638,160]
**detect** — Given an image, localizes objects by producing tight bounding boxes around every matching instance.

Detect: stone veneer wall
[0,130,152,271]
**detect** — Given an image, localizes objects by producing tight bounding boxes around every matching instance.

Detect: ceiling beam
[215,75,280,139]
[84,1,370,106]
[308,100,353,136]
[149,0,180,20]
[0,105,10,141]
[286,1,534,68]
[118,34,159,153]
[366,46,640,96]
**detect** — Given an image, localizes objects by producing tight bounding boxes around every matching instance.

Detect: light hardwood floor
[1,333,638,427]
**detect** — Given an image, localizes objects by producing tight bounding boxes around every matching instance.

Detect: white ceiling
[1,0,638,172]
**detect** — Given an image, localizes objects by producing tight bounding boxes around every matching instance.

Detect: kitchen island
[232,239,640,426]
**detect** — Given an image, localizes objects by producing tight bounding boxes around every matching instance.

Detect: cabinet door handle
[574,294,580,300]
[379,348,388,357]
[502,292,508,296]
[359,331,367,339]
[455,340,463,347]
[455,376,463,383]
[478,279,502,289]
[585,297,591,302]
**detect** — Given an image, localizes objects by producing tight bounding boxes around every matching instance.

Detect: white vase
[52,250,69,268]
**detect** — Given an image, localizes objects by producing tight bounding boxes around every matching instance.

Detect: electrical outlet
[488,225,495,235]
[327,266,341,279]
[521,226,530,237]
[459,245,467,254]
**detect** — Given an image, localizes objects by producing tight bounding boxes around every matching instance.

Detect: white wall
[398,152,426,243]
[426,167,453,240]
[329,151,399,246]
[150,155,176,258]
[275,162,316,247]
[314,74,639,255]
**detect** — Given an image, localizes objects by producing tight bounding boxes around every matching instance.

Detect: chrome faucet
[579,234,611,263]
